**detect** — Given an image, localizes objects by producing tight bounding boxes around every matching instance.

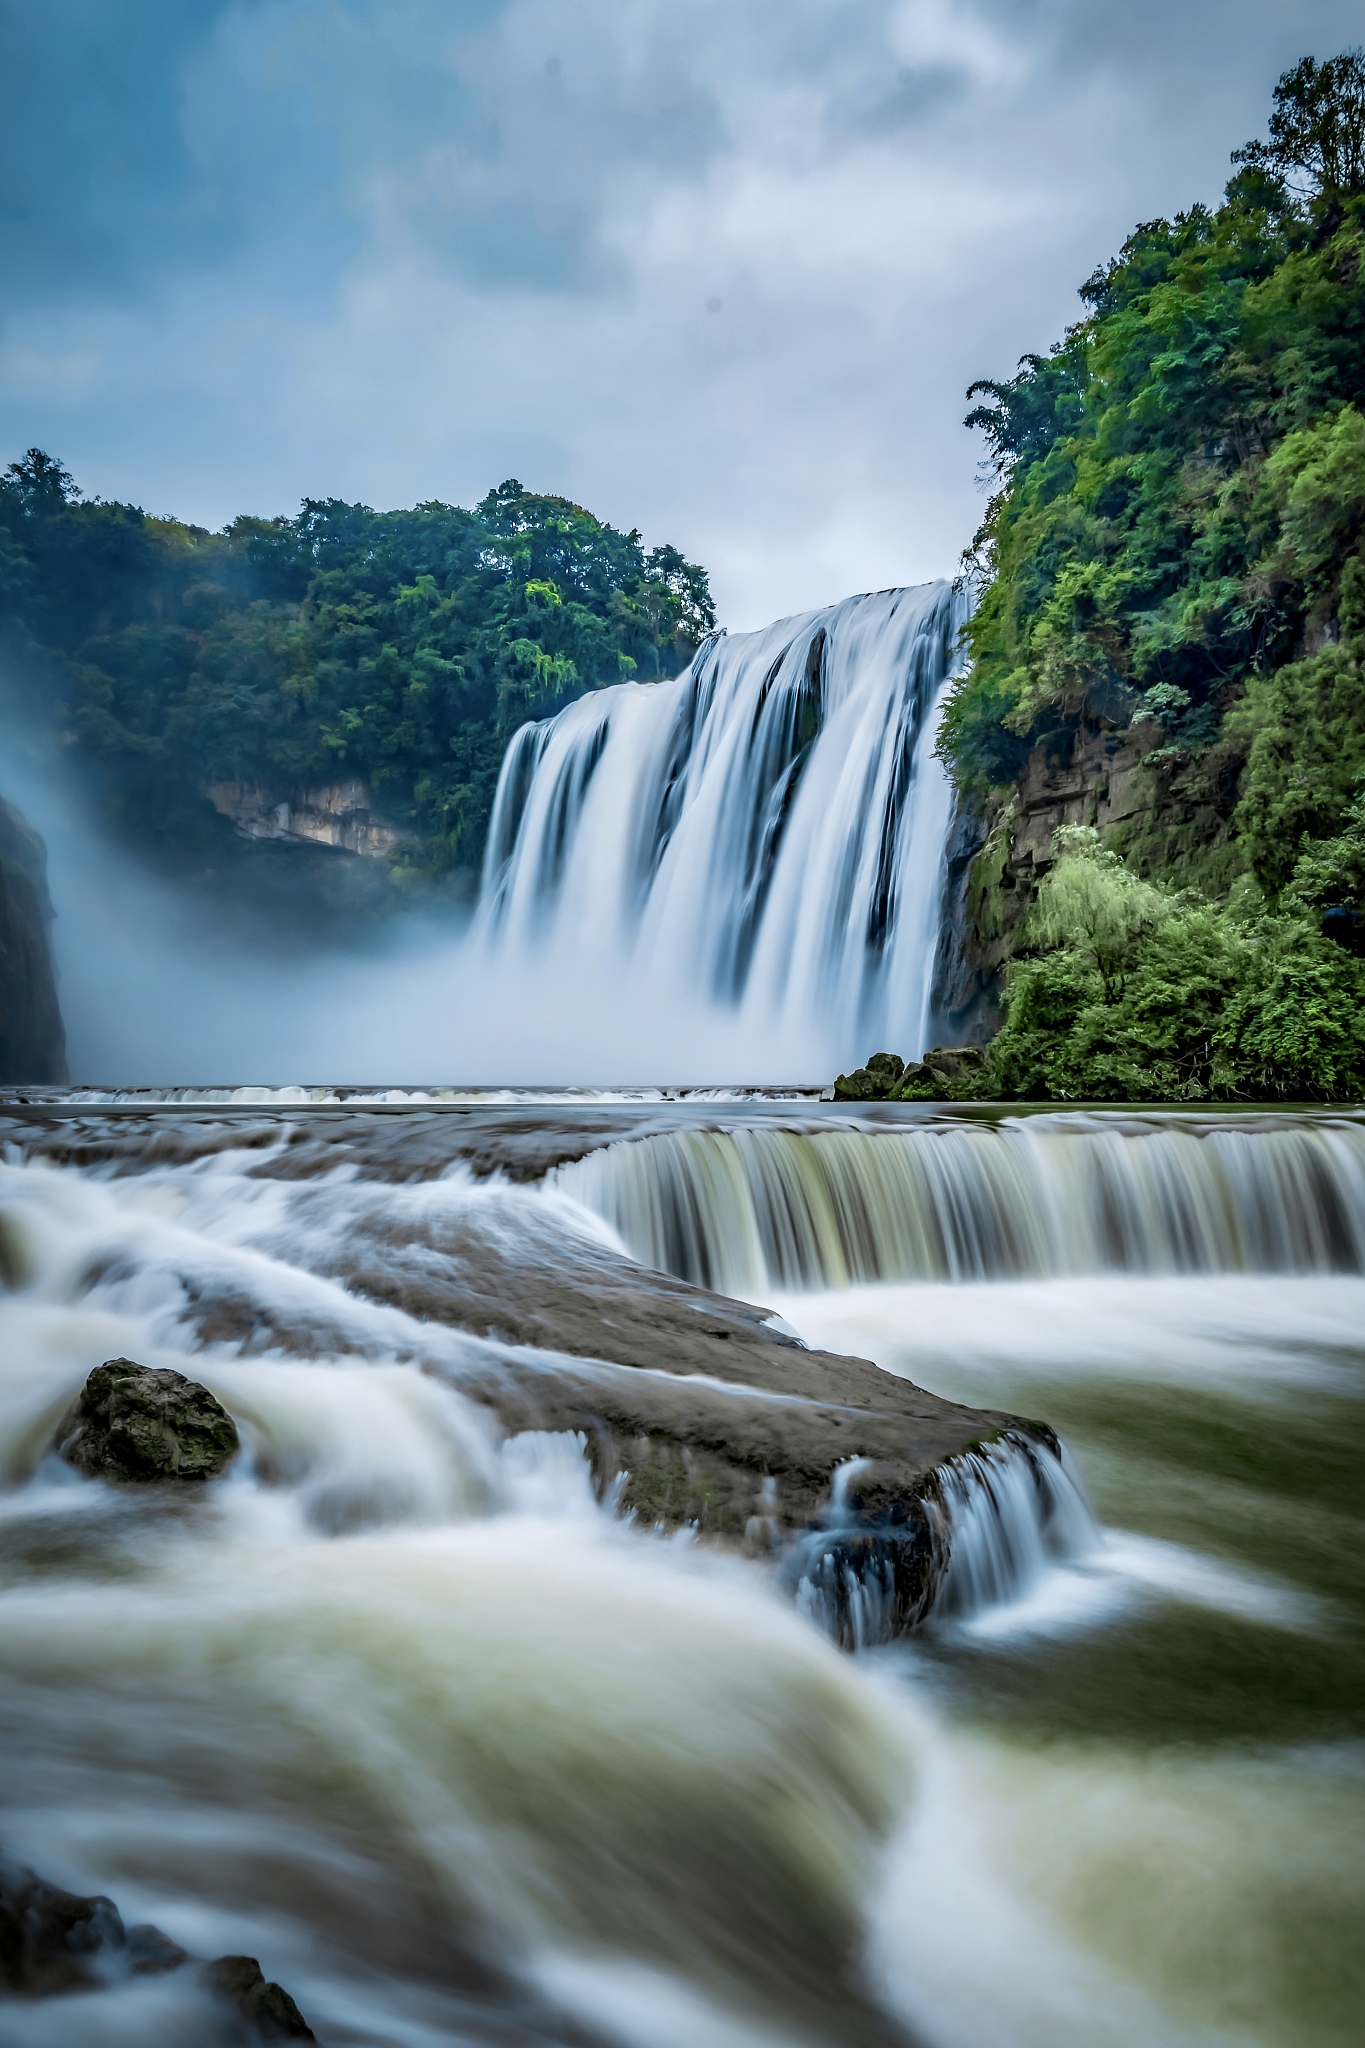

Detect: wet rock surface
[12,1107,1045,1624]
[0,1858,182,1995]
[0,1856,317,2037]
[57,1357,240,1484]
[203,1955,317,2040]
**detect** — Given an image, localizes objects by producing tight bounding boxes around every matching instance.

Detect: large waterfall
[477,582,966,1074]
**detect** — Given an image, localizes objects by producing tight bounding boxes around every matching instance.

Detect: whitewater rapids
[1,1101,1361,2047]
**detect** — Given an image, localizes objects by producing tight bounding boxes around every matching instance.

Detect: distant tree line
[0,458,715,902]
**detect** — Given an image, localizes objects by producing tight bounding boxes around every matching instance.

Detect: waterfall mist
[2,582,965,1085]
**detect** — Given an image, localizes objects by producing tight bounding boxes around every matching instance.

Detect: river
[0,1097,1359,2047]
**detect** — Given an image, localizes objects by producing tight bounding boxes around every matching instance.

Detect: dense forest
[0,459,713,913]
[918,50,1365,1102]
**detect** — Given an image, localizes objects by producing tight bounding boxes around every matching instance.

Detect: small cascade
[788,1432,1098,1650]
[477,583,968,1066]
[555,1116,1365,1293]
[929,1436,1099,1621]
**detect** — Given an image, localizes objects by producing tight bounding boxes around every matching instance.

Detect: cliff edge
[0,796,66,1083]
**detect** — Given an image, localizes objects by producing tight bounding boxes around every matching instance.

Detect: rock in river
[56,1357,240,1484]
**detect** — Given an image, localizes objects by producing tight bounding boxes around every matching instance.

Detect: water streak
[557,1115,1365,1293]
[479,583,967,1066]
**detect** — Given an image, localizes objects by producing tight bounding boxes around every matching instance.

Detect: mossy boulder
[56,1359,239,1485]
[834,1045,988,1101]
[832,1051,905,1099]
[897,1044,988,1098]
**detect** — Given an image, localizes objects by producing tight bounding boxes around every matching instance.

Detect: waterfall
[477,582,968,1069]
[786,1433,1100,1650]
[555,1115,1365,1294]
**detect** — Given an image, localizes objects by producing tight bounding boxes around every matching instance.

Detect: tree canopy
[0,460,714,900]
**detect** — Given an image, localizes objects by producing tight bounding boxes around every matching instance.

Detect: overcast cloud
[2,0,1361,628]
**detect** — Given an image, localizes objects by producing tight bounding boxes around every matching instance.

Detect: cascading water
[555,1114,1365,1296]
[0,1102,1361,2047]
[478,583,968,1072]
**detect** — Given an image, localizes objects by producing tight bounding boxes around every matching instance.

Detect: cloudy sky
[2,0,1361,629]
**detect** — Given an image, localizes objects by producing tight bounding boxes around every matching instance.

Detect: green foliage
[975,836,1365,1102]
[0,456,714,881]
[936,54,1365,1102]
[1231,49,1365,207]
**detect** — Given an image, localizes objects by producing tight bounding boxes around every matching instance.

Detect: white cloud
[2,0,1362,625]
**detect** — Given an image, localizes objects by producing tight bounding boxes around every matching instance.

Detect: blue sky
[2,0,1362,627]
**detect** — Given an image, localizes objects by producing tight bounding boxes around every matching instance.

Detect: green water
[786,1276,1365,2048]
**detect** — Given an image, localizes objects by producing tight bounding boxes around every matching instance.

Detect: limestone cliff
[202,776,402,859]
[0,795,67,1083]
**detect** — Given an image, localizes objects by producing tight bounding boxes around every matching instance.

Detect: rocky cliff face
[0,795,66,1084]
[202,777,402,858]
[932,717,1165,1043]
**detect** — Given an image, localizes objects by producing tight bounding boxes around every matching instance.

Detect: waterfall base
[786,1428,1092,1650]
[6,1107,1049,1645]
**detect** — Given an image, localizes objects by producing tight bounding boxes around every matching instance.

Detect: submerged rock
[56,1357,240,1484]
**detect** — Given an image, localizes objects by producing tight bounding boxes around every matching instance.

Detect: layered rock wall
[202,776,402,858]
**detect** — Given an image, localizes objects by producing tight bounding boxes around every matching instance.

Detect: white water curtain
[477,582,967,1077]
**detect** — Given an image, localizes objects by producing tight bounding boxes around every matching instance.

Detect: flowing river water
[0,1098,1360,2048]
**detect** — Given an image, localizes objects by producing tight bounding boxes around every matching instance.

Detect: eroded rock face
[57,1358,240,1484]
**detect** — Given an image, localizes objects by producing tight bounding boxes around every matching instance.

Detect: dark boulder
[832,1050,905,1100]
[921,1044,985,1082]
[203,1956,316,2040]
[0,1857,187,1996]
[0,1857,315,2039]
[57,1358,240,1484]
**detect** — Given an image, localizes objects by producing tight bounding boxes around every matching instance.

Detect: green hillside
[929,51,1365,1101]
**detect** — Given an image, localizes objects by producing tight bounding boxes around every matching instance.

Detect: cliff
[933,717,1167,1042]
[920,65,1365,1103]
[0,795,67,1083]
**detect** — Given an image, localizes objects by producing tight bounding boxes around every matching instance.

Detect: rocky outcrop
[833,1046,985,1100]
[203,777,402,858]
[0,1858,186,1996]
[0,795,66,1083]
[202,1956,315,2040]
[931,720,1167,1035]
[13,1108,1053,1638]
[0,1855,314,2038]
[57,1358,240,1484]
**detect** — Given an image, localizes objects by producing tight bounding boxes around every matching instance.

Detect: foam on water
[0,1114,1360,2045]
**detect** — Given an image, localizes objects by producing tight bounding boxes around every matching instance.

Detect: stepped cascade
[479,582,967,1069]
[555,1115,1365,1296]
